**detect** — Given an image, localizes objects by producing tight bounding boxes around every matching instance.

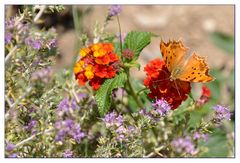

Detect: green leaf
[95,72,127,116]
[210,31,234,55]
[199,128,229,157]
[123,31,151,60]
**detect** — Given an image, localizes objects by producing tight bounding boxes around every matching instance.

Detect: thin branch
[5,46,18,64]
[15,128,53,148]
[11,87,32,109]
[33,5,46,23]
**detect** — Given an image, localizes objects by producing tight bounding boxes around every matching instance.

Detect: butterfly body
[160,40,215,83]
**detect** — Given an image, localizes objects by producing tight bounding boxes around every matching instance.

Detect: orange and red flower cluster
[74,43,119,90]
[144,58,191,109]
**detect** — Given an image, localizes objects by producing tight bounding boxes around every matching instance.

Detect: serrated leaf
[123,31,151,60]
[95,72,127,116]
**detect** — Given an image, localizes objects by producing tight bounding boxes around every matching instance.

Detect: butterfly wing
[177,53,215,82]
[160,40,188,72]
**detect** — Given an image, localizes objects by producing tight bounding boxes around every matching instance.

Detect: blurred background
[5,4,234,106]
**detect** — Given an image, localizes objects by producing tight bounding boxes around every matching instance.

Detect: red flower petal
[144,58,191,109]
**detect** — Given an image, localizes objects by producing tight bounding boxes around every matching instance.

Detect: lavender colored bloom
[193,132,201,140]
[193,132,209,142]
[128,125,135,133]
[58,98,69,111]
[31,67,53,83]
[25,37,42,50]
[25,37,33,46]
[55,119,85,143]
[57,97,80,115]
[5,33,12,44]
[171,137,197,155]
[103,111,124,127]
[63,150,73,158]
[32,39,42,50]
[152,99,171,117]
[48,38,57,48]
[108,5,122,17]
[77,93,87,100]
[7,153,18,158]
[139,108,153,119]
[212,105,231,123]
[5,17,15,29]
[6,143,15,151]
[24,120,37,133]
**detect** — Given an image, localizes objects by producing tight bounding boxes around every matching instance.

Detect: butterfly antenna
[173,80,183,100]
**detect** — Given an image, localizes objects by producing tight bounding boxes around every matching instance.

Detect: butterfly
[160,40,215,83]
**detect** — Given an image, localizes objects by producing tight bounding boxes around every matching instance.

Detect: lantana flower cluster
[74,43,119,90]
[144,58,191,109]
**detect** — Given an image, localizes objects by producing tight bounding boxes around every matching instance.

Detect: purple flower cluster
[48,38,57,49]
[25,37,42,50]
[152,99,171,117]
[193,132,209,142]
[103,111,136,142]
[108,5,122,17]
[24,120,37,135]
[5,33,12,44]
[57,97,79,116]
[55,119,85,143]
[31,66,53,83]
[212,105,231,123]
[171,137,197,155]
[63,150,73,158]
[6,143,15,151]
[139,99,171,121]
[103,111,123,128]
[5,17,17,30]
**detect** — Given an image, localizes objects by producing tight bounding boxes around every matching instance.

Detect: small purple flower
[25,37,42,50]
[171,137,197,155]
[25,120,37,134]
[7,153,18,158]
[77,93,87,101]
[32,39,42,50]
[108,5,122,17]
[128,125,135,133]
[25,37,33,46]
[5,33,12,44]
[193,132,201,140]
[48,38,57,48]
[31,67,53,83]
[55,119,85,143]
[152,99,171,117]
[5,17,15,29]
[193,132,209,142]
[57,97,80,115]
[63,150,73,158]
[212,105,231,123]
[103,111,123,127]
[6,143,15,151]
[139,108,153,119]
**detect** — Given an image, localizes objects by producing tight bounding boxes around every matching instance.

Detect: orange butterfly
[160,40,215,83]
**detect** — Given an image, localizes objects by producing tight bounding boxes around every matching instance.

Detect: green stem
[126,71,144,109]
[116,16,123,55]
